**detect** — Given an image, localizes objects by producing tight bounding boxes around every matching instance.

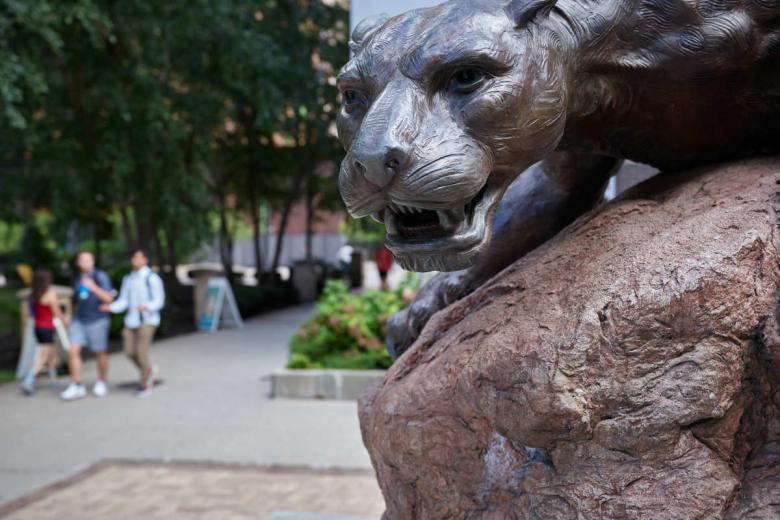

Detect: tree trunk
[305,166,314,261]
[164,224,178,272]
[244,110,263,277]
[120,206,136,252]
[271,201,292,274]
[135,212,152,255]
[152,225,165,270]
[250,201,263,274]
[217,194,234,286]
[270,166,307,273]
[94,222,102,267]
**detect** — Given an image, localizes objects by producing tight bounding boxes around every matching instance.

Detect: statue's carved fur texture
[337,0,780,355]
[338,0,780,271]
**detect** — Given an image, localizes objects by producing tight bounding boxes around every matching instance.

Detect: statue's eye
[343,89,361,105]
[449,68,488,94]
[341,89,367,114]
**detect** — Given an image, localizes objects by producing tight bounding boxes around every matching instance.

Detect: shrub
[0,288,20,336]
[0,370,15,384]
[234,283,299,317]
[288,275,418,370]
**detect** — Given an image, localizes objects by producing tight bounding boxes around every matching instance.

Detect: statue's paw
[386,303,431,359]
[386,271,471,359]
[386,308,415,359]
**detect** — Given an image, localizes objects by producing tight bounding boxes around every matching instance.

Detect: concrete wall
[605,162,659,200]
[350,0,440,29]
[260,233,347,269]
[197,234,347,270]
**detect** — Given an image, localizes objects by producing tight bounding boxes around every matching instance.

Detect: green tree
[261,0,348,270]
[1,0,350,279]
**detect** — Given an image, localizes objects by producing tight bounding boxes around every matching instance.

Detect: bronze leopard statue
[336,0,780,357]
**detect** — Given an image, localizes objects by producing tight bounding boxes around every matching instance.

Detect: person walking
[102,249,164,398]
[61,252,114,401]
[20,270,64,395]
[375,245,394,291]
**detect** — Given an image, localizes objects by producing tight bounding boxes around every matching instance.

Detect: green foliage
[16,221,56,271]
[0,287,19,335]
[1,0,349,271]
[0,221,22,254]
[0,0,109,130]
[288,276,419,370]
[341,214,386,248]
[0,370,15,384]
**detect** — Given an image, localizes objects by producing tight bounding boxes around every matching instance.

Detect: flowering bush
[288,276,418,370]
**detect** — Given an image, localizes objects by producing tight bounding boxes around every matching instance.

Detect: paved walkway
[0,461,383,520]
[0,305,376,509]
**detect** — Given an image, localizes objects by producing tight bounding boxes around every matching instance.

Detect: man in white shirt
[102,249,165,397]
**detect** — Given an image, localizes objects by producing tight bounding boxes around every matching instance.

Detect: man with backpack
[102,249,165,398]
[61,251,114,401]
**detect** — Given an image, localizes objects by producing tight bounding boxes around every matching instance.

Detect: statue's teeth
[390,203,426,215]
[385,213,398,235]
[437,208,465,230]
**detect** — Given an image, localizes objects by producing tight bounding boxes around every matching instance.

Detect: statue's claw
[386,271,472,358]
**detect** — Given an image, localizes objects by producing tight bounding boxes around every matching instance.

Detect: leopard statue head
[337,0,567,272]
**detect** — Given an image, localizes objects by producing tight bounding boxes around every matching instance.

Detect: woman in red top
[375,246,394,291]
[21,270,63,395]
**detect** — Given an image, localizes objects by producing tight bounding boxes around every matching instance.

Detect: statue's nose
[353,147,409,189]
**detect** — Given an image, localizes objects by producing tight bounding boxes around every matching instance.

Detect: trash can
[350,250,363,289]
[292,260,320,303]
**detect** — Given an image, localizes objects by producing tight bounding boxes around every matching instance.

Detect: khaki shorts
[69,318,110,352]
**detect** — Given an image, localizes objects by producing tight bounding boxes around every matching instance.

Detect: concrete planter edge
[270,369,388,401]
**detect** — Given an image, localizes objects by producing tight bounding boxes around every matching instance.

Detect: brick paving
[0,305,381,517]
[0,460,384,520]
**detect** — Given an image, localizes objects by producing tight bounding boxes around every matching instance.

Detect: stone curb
[270,369,386,400]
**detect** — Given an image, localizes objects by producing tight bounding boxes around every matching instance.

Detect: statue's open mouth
[374,182,503,271]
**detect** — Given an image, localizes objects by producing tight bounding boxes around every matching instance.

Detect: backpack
[122,271,165,309]
[146,272,165,309]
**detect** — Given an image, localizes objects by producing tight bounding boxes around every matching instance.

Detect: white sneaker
[60,383,87,401]
[20,373,35,395]
[92,380,108,397]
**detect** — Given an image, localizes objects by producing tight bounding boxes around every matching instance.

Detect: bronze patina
[337,0,780,356]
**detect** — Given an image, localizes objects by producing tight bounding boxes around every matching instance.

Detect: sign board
[198,277,244,333]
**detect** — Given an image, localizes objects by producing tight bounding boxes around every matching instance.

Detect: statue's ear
[349,13,391,53]
[505,0,558,27]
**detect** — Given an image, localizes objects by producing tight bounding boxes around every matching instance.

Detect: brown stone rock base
[0,460,384,520]
[360,158,780,519]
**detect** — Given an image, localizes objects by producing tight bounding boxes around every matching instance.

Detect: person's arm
[107,277,129,313]
[44,289,64,321]
[141,274,165,313]
[82,274,114,304]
